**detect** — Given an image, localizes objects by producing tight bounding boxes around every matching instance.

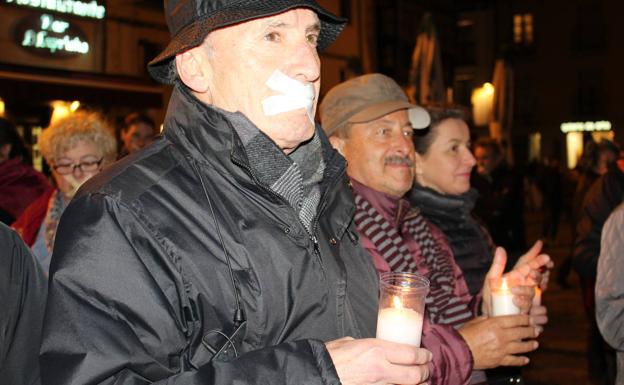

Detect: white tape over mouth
[262,70,316,123]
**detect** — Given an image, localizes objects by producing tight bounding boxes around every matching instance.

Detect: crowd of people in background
[0,1,622,385]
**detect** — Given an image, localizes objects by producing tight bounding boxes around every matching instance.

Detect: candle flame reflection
[392,295,403,309]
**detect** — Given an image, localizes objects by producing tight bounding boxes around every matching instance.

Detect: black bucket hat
[148,0,346,84]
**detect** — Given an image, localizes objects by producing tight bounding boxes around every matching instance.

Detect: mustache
[384,155,414,166]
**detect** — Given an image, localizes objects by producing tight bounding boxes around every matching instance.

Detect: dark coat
[573,162,624,281]
[472,163,526,256]
[41,83,379,384]
[410,186,494,297]
[0,223,47,385]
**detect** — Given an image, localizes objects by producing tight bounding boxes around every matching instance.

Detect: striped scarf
[354,193,474,327]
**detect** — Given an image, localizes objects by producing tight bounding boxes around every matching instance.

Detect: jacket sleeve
[41,192,340,385]
[595,204,624,352]
[421,317,473,385]
[0,223,47,385]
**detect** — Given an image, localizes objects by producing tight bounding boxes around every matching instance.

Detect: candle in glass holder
[376,272,429,347]
[377,296,424,346]
[490,276,520,316]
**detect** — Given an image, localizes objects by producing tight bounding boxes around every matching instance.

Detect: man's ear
[329,135,346,156]
[175,48,210,94]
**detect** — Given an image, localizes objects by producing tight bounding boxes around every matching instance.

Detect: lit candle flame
[392,295,403,309]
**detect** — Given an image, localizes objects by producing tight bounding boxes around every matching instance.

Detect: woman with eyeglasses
[13,111,116,273]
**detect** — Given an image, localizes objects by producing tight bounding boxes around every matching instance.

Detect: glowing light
[5,0,106,19]
[560,121,612,133]
[471,83,495,126]
[69,100,80,112]
[0,98,5,117]
[50,100,72,124]
[392,295,403,310]
[566,132,583,169]
[21,14,89,55]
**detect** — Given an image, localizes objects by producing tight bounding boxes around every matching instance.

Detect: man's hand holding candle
[326,337,432,385]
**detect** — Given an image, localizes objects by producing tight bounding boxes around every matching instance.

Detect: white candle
[376,297,424,347]
[491,277,520,316]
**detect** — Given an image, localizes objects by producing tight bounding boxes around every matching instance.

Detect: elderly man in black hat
[40,1,432,384]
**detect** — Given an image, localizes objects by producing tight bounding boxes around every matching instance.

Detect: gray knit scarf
[227,112,324,233]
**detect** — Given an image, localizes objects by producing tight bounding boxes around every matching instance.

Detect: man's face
[333,110,415,198]
[121,122,155,154]
[194,8,321,153]
[474,145,498,175]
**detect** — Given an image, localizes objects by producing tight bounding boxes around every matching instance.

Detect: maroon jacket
[0,157,51,223]
[351,179,474,385]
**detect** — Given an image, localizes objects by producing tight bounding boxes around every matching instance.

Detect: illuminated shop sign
[5,0,105,19]
[560,121,612,133]
[15,13,89,56]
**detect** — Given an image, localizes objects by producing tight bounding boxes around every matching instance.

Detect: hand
[326,337,432,385]
[481,243,551,315]
[513,240,554,290]
[529,304,548,333]
[458,315,539,370]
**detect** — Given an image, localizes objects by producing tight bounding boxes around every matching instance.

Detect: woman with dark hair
[0,117,51,224]
[409,107,550,383]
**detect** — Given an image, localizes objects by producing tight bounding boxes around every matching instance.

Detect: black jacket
[573,163,624,281]
[41,84,379,384]
[0,223,47,385]
[410,186,493,297]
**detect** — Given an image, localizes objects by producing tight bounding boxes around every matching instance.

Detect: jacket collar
[349,178,412,227]
[162,81,346,190]
[410,184,477,219]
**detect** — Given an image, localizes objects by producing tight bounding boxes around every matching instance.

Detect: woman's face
[51,140,104,201]
[414,118,476,195]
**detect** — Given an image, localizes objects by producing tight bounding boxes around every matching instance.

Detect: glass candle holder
[490,275,520,316]
[376,272,429,347]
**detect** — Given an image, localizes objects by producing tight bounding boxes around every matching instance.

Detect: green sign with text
[5,0,105,19]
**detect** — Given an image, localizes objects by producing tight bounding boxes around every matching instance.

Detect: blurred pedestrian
[118,112,157,158]
[596,202,624,385]
[0,222,47,385]
[539,157,563,243]
[574,157,624,385]
[12,111,116,273]
[558,139,619,288]
[0,117,51,224]
[473,138,526,263]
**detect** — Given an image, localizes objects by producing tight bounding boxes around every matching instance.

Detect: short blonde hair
[39,111,117,163]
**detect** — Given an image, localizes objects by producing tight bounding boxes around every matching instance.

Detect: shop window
[513,13,534,46]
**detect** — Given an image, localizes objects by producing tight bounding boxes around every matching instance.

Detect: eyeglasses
[52,158,103,175]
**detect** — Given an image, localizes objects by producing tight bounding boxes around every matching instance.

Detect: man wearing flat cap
[41,1,432,384]
[321,73,549,385]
